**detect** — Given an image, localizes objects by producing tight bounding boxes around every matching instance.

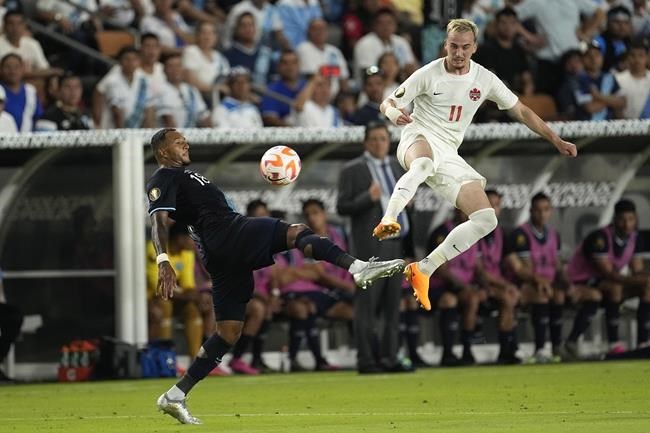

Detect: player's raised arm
[507,100,577,157]
[380,98,412,126]
[150,210,178,300]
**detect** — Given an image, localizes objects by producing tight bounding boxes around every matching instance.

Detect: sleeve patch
[394,87,405,98]
[148,187,161,201]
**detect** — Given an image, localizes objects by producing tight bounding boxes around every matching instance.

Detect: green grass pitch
[1,361,649,433]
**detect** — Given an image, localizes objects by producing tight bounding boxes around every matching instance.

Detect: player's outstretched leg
[408,207,497,310]
[373,157,435,241]
[289,225,405,289]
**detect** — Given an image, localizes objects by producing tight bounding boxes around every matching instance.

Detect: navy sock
[405,310,421,360]
[252,320,270,365]
[232,334,253,359]
[289,319,306,361]
[568,301,599,342]
[605,301,621,343]
[181,334,233,393]
[637,302,650,346]
[295,228,354,269]
[498,331,515,356]
[549,302,563,350]
[304,315,324,364]
[531,304,549,351]
[439,308,459,355]
[460,328,473,353]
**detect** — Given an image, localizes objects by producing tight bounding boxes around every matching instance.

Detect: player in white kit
[374,19,577,311]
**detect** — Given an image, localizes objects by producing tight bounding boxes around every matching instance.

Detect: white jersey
[390,58,518,149]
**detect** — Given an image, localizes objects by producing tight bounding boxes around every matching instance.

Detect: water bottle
[60,345,70,368]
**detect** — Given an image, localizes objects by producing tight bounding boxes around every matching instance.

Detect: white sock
[166,385,186,401]
[419,208,497,276]
[384,157,435,221]
[348,259,366,274]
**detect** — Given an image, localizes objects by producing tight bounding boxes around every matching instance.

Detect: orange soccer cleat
[404,262,431,311]
[372,219,401,240]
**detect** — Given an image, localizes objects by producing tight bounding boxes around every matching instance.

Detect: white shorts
[396,123,486,206]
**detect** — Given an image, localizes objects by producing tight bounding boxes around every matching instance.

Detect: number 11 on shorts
[449,105,463,122]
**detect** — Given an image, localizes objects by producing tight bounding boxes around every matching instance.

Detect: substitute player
[148,128,405,424]
[372,18,577,311]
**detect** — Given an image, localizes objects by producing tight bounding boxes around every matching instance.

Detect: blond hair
[446,19,479,41]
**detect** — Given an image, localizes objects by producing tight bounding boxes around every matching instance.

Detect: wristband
[156,253,170,265]
[385,106,402,124]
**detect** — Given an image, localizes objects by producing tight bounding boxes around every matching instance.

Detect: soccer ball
[259,145,301,186]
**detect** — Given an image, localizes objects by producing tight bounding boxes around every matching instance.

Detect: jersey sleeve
[147,170,178,215]
[508,228,531,257]
[582,230,609,258]
[389,65,430,109]
[486,71,519,110]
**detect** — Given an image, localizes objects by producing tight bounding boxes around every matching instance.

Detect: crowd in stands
[0,0,649,133]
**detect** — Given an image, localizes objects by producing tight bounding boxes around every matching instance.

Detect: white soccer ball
[259,145,302,186]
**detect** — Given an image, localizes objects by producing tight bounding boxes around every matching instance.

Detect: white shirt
[514,0,597,62]
[223,1,283,48]
[37,0,96,27]
[353,32,416,79]
[213,96,263,128]
[97,69,155,129]
[390,58,518,149]
[296,40,348,97]
[99,63,166,110]
[0,110,17,133]
[288,100,341,127]
[158,81,209,127]
[182,45,231,88]
[615,69,650,119]
[0,35,50,72]
[140,13,190,49]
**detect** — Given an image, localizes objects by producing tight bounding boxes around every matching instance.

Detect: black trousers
[0,303,23,362]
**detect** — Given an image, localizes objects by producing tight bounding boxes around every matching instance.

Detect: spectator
[357,52,403,107]
[260,49,305,126]
[616,41,650,119]
[0,86,17,132]
[36,0,101,51]
[0,271,23,382]
[341,0,381,60]
[140,0,193,54]
[0,53,43,132]
[334,90,357,125]
[0,11,61,79]
[159,53,211,128]
[146,224,204,359]
[35,73,93,131]
[574,41,626,121]
[182,21,230,104]
[276,0,323,48]
[289,74,342,127]
[223,0,289,50]
[353,8,418,81]
[350,66,385,125]
[337,122,413,374]
[631,0,650,38]
[556,49,585,120]
[99,0,147,29]
[175,0,224,26]
[474,7,534,95]
[593,6,634,72]
[296,18,349,97]
[92,47,156,128]
[514,0,605,96]
[223,12,273,86]
[213,66,263,128]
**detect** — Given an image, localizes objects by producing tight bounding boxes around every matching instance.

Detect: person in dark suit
[337,122,413,374]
